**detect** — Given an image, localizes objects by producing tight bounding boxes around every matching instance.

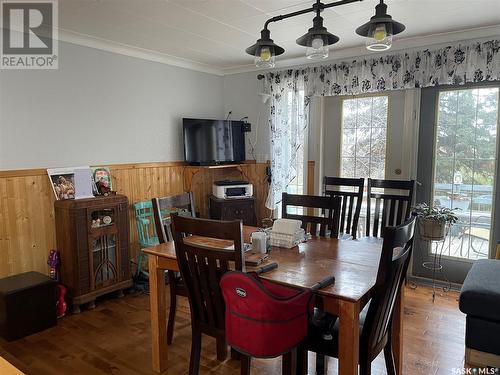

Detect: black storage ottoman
[459,259,500,367]
[0,271,57,341]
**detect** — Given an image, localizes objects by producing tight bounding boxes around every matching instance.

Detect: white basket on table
[269,228,306,248]
[269,219,306,249]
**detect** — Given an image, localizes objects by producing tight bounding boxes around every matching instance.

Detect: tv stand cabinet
[209,195,257,226]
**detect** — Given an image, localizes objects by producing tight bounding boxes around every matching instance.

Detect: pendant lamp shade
[246,29,285,68]
[356,0,405,51]
[296,16,339,60]
[296,16,339,47]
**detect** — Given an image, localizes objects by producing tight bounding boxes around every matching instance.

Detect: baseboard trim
[466,347,500,368]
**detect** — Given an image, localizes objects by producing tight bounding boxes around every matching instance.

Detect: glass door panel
[413,84,499,285]
[433,88,498,261]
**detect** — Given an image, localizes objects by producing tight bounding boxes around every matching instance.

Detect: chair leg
[189,327,202,375]
[216,337,228,361]
[167,275,177,345]
[315,353,325,375]
[360,359,371,375]
[240,354,251,375]
[136,250,144,277]
[231,348,242,360]
[384,342,396,375]
[295,346,308,375]
[282,349,297,375]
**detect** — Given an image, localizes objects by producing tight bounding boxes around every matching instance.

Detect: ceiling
[59,0,500,74]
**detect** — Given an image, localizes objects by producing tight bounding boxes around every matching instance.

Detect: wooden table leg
[392,286,405,375]
[338,300,360,375]
[149,255,167,373]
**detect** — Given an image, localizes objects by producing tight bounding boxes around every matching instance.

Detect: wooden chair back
[171,215,244,333]
[366,179,415,238]
[362,216,416,362]
[324,177,364,239]
[282,193,341,238]
[151,192,195,243]
[133,201,159,248]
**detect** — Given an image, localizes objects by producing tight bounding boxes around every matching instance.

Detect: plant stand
[421,230,451,303]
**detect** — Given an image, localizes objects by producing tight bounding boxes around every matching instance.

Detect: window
[433,87,499,260]
[340,96,388,179]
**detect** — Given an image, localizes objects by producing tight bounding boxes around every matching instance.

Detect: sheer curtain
[265,72,309,209]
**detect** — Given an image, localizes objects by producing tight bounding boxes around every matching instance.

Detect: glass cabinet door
[88,207,121,289]
[91,234,118,288]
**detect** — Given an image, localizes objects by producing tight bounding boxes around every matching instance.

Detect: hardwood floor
[0,286,465,375]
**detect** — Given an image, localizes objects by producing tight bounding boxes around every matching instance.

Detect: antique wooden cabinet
[54,195,132,313]
[209,195,257,226]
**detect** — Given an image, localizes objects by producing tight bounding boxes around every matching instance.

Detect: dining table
[144,226,404,375]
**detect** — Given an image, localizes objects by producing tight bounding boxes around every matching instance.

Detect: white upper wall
[3,28,499,171]
[0,41,224,170]
[223,71,270,163]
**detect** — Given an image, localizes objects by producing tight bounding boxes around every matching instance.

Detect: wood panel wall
[0,161,282,278]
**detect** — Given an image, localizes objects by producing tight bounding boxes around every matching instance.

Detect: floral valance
[265,39,500,97]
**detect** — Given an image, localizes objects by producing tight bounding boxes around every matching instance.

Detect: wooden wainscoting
[0,169,56,278]
[0,161,314,278]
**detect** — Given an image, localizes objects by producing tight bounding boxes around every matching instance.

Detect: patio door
[413,84,500,284]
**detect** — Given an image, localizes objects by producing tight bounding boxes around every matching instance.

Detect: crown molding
[57,29,225,76]
[221,25,500,75]
[55,25,500,77]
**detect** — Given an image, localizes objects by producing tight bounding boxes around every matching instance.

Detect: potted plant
[413,203,459,241]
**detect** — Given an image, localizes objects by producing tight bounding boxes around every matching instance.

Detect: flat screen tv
[183,118,246,165]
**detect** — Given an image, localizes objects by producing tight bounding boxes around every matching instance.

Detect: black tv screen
[183,118,245,165]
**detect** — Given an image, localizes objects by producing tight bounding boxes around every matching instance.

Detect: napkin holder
[269,219,306,249]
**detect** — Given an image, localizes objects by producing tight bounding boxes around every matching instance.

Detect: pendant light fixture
[245,29,285,68]
[356,0,405,51]
[296,0,339,60]
[245,0,406,68]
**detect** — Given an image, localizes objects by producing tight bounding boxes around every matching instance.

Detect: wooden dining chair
[366,178,415,238]
[297,216,416,375]
[151,192,195,345]
[324,177,364,239]
[282,193,341,238]
[171,215,245,375]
